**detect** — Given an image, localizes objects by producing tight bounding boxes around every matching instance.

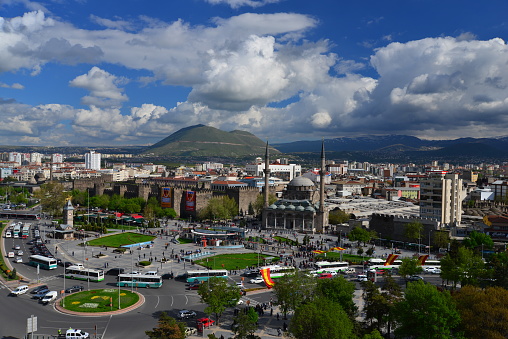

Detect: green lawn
[194,253,274,270]
[273,236,298,246]
[61,289,139,313]
[178,238,193,244]
[85,232,155,248]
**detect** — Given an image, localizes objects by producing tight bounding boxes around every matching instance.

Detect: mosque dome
[288,176,315,188]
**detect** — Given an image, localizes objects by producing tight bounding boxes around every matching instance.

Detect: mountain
[145,124,280,157]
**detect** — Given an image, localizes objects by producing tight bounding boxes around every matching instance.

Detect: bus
[0,212,40,220]
[313,261,350,274]
[367,258,441,271]
[258,265,296,279]
[65,265,105,282]
[186,270,229,283]
[29,255,58,270]
[117,273,163,288]
[21,225,30,239]
[13,224,21,238]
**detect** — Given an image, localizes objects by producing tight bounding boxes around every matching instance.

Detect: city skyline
[1,0,508,146]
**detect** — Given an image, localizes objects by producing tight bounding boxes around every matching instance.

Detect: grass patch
[85,232,155,248]
[245,236,267,243]
[61,289,139,313]
[314,252,371,264]
[194,253,274,270]
[178,238,193,244]
[273,236,298,246]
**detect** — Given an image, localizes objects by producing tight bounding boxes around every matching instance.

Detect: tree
[441,247,486,288]
[488,252,508,289]
[145,312,186,339]
[453,285,508,339]
[273,270,316,319]
[252,193,277,216]
[433,230,450,250]
[198,277,241,325]
[394,281,461,339]
[362,280,388,332]
[232,307,259,339]
[397,258,423,278]
[289,296,354,339]
[328,209,350,225]
[403,221,423,243]
[199,196,239,220]
[462,231,494,252]
[348,227,372,246]
[315,276,357,318]
[33,181,68,217]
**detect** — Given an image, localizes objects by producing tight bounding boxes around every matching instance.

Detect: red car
[196,318,215,331]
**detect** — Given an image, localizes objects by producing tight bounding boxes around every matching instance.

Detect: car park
[178,310,197,319]
[249,277,264,284]
[10,285,29,296]
[31,285,49,294]
[65,285,84,293]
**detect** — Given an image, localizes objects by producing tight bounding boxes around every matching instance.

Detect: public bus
[65,265,105,282]
[21,225,30,239]
[367,258,441,271]
[29,255,58,270]
[13,224,21,238]
[258,265,296,279]
[185,269,229,283]
[117,273,163,288]
[313,261,350,274]
[0,212,40,220]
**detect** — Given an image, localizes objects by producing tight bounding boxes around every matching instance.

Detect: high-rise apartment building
[85,151,101,170]
[52,153,63,163]
[419,171,464,226]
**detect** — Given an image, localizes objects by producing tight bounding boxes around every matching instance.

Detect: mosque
[261,142,329,233]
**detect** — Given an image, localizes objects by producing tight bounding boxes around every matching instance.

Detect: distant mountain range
[144,124,280,157]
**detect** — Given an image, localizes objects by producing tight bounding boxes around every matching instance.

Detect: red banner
[185,191,196,211]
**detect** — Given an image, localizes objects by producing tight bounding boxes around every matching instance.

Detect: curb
[54,290,145,317]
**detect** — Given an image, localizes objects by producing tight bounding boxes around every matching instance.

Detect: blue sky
[1,0,508,146]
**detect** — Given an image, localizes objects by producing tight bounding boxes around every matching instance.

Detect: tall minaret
[263,141,271,208]
[316,139,328,232]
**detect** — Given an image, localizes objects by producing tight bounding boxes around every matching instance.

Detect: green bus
[65,265,105,282]
[29,255,57,270]
[117,273,163,288]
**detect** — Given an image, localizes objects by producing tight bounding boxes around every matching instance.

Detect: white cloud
[204,0,282,9]
[69,67,128,107]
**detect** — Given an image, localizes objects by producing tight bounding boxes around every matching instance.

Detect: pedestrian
[277,328,282,336]
[277,313,280,321]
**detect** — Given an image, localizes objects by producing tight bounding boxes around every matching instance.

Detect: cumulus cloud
[204,0,282,9]
[69,67,128,107]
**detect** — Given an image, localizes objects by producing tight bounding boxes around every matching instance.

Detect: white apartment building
[85,151,101,170]
[245,159,301,181]
[52,153,63,163]
[8,152,22,166]
[419,171,465,226]
[30,152,42,165]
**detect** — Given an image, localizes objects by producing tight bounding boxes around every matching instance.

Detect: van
[40,291,58,304]
[8,252,15,258]
[5,231,11,238]
[10,285,29,296]
[64,329,89,339]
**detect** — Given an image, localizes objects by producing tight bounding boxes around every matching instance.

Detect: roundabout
[55,289,145,316]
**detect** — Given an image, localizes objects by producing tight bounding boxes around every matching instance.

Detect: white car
[250,277,264,284]
[184,327,198,336]
[17,250,23,256]
[15,256,22,263]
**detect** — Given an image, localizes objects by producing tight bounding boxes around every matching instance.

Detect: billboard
[185,191,196,211]
[161,187,173,208]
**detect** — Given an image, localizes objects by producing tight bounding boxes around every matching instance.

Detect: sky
[2,0,508,146]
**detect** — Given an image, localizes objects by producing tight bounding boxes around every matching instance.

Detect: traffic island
[55,289,144,316]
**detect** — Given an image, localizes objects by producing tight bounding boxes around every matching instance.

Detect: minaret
[263,141,271,208]
[316,139,328,232]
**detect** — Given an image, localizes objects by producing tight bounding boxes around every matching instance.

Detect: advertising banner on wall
[185,191,196,211]
[161,187,173,208]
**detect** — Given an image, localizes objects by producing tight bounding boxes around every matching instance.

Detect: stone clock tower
[63,199,74,227]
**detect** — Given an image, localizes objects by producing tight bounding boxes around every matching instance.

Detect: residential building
[84,151,101,170]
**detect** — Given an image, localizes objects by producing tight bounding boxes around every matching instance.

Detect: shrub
[139,261,151,266]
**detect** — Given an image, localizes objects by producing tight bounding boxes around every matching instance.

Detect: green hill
[144,124,281,157]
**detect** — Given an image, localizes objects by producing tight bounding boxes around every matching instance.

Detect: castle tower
[63,199,74,227]
[263,141,271,208]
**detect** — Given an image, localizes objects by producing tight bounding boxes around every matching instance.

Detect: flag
[330,247,346,251]
[260,268,276,288]
[417,255,429,265]
[312,250,326,254]
[384,254,399,266]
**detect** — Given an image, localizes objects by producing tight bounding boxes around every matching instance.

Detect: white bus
[29,255,57,270]
[186,269,229,283]
[65,265,105,282]
[13,225,21,238]
[313,261,350,274]
[259,265,296,279]
[367,258,441,271]
[117,273,163,288]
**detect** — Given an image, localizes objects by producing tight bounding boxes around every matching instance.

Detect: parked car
[65,285,84,293]
[178,310,197,319]
[249,277,264,284]
[31,285,49,294]
[184,327,198,336]
[196,318,215,331]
